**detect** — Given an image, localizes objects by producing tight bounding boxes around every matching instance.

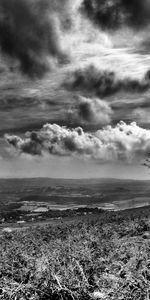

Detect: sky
[1,0,150,179]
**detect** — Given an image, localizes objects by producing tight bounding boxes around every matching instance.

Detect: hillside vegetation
[0,209,150,300]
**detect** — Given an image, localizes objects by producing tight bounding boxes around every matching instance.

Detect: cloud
[132,108,150,126]
[0,0,68,77]
[63,65,150,97]
[5,121,150,164]
[81,0,150,30]
[68,96,113,127]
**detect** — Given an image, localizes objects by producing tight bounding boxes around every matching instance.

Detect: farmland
[1,178,150,225]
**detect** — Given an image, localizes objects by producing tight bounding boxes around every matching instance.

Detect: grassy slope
[0,209,150,300]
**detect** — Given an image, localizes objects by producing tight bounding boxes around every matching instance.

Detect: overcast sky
[1,0,150,179]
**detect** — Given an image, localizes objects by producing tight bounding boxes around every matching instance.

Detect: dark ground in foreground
[0,206,150,300]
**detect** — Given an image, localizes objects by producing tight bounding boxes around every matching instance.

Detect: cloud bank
[0,0,67,77]
[5,121,150,163]
[81,0,150,30]
[64,65,150,97]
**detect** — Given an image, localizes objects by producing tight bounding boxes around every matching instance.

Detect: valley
[1,178,150,226]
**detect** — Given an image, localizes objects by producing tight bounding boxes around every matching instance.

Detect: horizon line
[0,176,150,181]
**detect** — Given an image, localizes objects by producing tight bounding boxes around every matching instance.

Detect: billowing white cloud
[5,121,150,164]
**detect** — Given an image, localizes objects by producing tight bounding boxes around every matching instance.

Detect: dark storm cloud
[68,96,113,127]
[5,121,150,163]
[63,65,150,98]
[81,0,150,30]
[6,132,42,155]
[0,0,67,77]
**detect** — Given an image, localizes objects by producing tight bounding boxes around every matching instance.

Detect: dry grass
[0,212,150,299]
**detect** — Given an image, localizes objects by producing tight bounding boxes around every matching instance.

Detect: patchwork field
[1,178,150,224]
